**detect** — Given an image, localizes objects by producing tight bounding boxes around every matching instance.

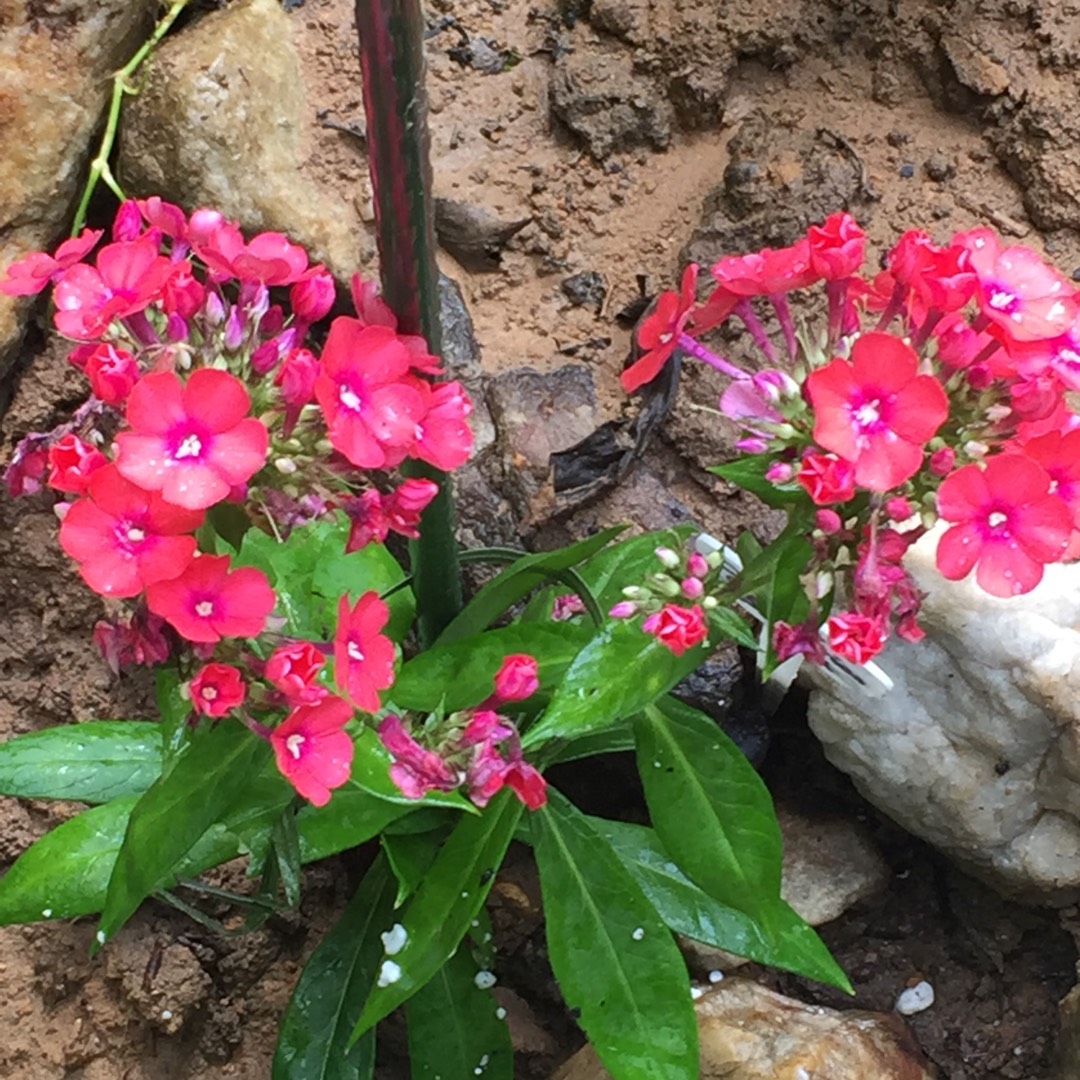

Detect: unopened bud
[274,457,298,475]
[609,601,638,619]
[814,509,842,534]
[651,574,681,598]
[687,552,709,578]
[621,586,646,601]
[654,546,681,570]
[702,596,719,610]
[680,577,704,600]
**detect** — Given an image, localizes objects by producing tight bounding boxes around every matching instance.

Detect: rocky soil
[4,0,1080,1076]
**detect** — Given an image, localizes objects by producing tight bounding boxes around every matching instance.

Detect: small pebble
[899,163,915,179]
[896,979,935,1015]
[708,970,724,983]
[474,970,497,990]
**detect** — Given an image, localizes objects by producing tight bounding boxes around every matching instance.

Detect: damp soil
[3,0,1080,1076]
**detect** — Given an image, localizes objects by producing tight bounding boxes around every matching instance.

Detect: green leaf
[523,621,709,750]
[0,722,162,803]
[295,781,411,864]
[593,818,851,991]
[551,725,636,764]
[352,792,524,1039]
[236,514,413,642]
[634,699,781,914]
[272,855,397,1080]
[270,809,303,908]
[439,526,625,644]
[383,830,444,906]
[532,790,698,1080]
[97,722,270,947]
[392,622,594,713]
[709,455,806,509]
[706,606,758,649]
[0,797,138,924]
[156,666,192,765]
[407,946,513,1080]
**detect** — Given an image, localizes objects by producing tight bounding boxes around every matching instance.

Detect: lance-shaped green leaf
[392,622,594,713]
[532,790,698,1080]
[523,621,709,750]
[272,855,397,1080]
[709,454,807,508]
[382,829,444,906]
[634,698,782,914]
[351,792,524,1039]
[407,945,513,1080]
[295,781,411,864]
[438,526,625,644]
[96,722,270,948]
[0,722,162,803]
[593,818,851,992]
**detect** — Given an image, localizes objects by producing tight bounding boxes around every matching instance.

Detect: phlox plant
[623,213,1080,672]
[0,198,848,1080]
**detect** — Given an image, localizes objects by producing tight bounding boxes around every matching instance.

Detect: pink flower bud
[735,436,769,453]
[291,266,336,323]
[967,362,993,390]
[814,508,842,534]
[84,343,140,405]
[224,306,245,350]
[112,200,143,242]
[680,577,704,599]
[608,601,638,619]
[929,447,955,476]
[765,461,795,483]
[260,304,285,337]
[47,434,107,495]
[251,339,282,375]
[686,552,709,578]
[203,291,226,326]
[885,496,913,521]
[165,313,189,343]
[491,654,540,705]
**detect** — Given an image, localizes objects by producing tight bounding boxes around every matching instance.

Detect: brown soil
[3,0,1080,1076]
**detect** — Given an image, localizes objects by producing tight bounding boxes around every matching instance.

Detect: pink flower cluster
[1,199,479,805]
[377,654,547,810]
[629,214,1080,665]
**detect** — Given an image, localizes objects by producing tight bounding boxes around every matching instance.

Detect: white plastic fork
[694,533,894,700]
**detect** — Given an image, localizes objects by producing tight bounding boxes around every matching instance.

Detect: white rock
[807,526,1080,902]
[895,981,935,1016]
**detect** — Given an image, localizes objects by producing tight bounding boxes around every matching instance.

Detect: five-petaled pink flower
[188,663,246,718]
[621,264,699,393]
[935,455,1072,597]
[314,319,426,469]
[0,228,102,296]
[805,332,948,491]
[642,603,708,656]
[115,368,269,510]
[59,465,203,597]
[146,554,275,642]
[334,592,396,713]
[271,694,355,806]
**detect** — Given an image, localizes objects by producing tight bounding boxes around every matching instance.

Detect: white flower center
[987,511,1007,529]
[175,433,203,459]
[195,600,214,617]
[853,400,881,427]
[202,686,218,700]
[339,386,362,412]
[988,288,1016,311]
[286,733,305,759]
[127,526,145,543]
[347,641,365,662]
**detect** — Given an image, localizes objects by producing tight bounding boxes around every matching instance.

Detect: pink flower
[412,381,475,471]
[115,368,269,510]
[189,663,246,717]
[621,264,698,393]
[93,610,171,674]
[333,592,396,713]
[642,603,708,656]
[274,347,320,437]
[47,434,108,495]
[136,197,188,241]
[887,231,975,314]
[488,654,539,706]
[53,237,175,339]
[271,695,355,807]
[378,715,459,799]
[552,594,587,621]
[796,452,856,505]
[956,228,1078,343]
[0,228,103,296]
[59,464,203,597]
[826,612,887,664]
[4,434,50,498]
[711,239,818,297]
[314,319,426,468]
[466,741,547,810]
[807,213,866,280]
[805,332,948,491]
[146,554,275,643]
[385,478,439,537]
[83,344,140,405]
[936,455,1072,596]
[265,640,328,705]
[193,220,309,285]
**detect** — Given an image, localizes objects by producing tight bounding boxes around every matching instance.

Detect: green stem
[355,0,463,646]
[71,0,191,235]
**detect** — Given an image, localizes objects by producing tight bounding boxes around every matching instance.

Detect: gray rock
[807,526,1080,904]
[117,0,369,279]
[0,0,159,381]
[550,50,671,160]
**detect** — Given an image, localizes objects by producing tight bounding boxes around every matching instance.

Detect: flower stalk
[355,0,463,645]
